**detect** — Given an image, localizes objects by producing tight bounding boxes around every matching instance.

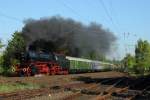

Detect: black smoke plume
[22,16,117,59]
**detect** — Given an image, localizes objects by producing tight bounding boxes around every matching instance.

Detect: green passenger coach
[66,56,114,73]
[66,56,92,73]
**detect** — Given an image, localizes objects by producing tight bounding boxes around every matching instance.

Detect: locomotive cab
[55,53,70,72]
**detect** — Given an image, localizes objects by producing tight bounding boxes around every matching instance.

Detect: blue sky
[0,0,150,59]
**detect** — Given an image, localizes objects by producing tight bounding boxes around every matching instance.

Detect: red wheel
[23,68,27,72]
[26,67,31,76]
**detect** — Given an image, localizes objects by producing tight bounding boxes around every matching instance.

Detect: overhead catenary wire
[98,0,119,33]
[97,0,122,59]
[59,0,87,21]
[105,0,137,59]
[108,0,120,29]
[0,10,22,23]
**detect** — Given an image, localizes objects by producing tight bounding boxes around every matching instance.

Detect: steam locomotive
[15,51,114,76]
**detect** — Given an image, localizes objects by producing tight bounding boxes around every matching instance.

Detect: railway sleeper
[81,89,100,95]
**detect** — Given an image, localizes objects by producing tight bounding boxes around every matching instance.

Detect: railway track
[61,78,116,100]
[93,76,150,100]
[62,83,99,100]
[1,74,150,100]
[61,76,150,100]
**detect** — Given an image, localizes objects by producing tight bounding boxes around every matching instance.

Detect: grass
[0,82,40,93]
[128,71,150,77]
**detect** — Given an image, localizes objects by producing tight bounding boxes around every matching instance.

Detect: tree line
[122,39,150,75]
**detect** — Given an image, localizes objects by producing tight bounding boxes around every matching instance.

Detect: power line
[98,0,119,33]
[59,0,86,20]
[0,10,22,23]
[98,0,125,58]
[108,0,120,28]
[98,0,129,57]
[97,0,139,58]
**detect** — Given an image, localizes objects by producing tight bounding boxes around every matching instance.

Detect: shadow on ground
[75,75,150,100]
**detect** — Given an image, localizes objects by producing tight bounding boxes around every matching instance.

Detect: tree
[0,39,4,52]
[122,53,135,72]
[135,39,150,74]
[0,40,4,73]
[2,31,26,71]
[0,40,4,49]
